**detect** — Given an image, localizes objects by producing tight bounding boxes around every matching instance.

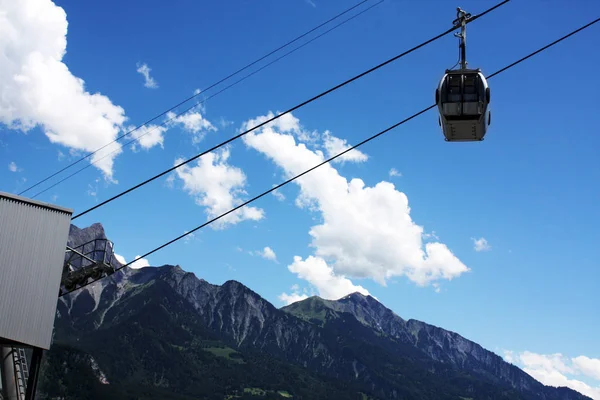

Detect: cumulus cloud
[286,255,371,300]
[242,113,367,164]
[114,253,126,265]
[241,111,469,296]
[243,112,302,136]
[573,356,600,381]
[166,111,216,143]
[321,130,368,164]
[129,255,150,269]
[249,246,278,262]
[8,161,18,172]
[136,62,158,89]
[423,231,440,241]
[504,351,600,399]
[279,291,309,305]
[279,284,315,305]
[129,124,168,151]
[472,237,491,252]
[174,147,264,229]
[114,253,151,269]
[272,186,285,201]
[519,352,575,375]
[389,168,402,177]
[0,0,128,180]
[260,246,277,261]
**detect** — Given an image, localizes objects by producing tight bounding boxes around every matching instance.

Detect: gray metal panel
[0,191,73,349]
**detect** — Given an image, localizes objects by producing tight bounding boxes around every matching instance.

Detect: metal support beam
[453,7,472,70]
[24,348,42,400]
[1,347,18,400]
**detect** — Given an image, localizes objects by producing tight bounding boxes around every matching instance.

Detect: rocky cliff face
[67,223,108,248]
[46,223,590,400]
[283,294,581,399]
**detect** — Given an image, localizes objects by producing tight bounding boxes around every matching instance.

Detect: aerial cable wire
[29,0,385,200]
[18,0,377,197]
[69,0,510,221]
[58,12,600,297]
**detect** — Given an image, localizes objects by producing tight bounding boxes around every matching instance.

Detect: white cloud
[166,111,216,143]
[136,62,158,89]
[248,246,278,262]
[87,178,99,199]
[321,130,368,164]
[261,246,277,261]
[279,291,309,305]
[472,237,491,252]
[286,255,371,300]
[0,0,127,180]
[129,124,168,151]
[525,369,600,400]
[573,356,600,381]
[183,231,196,244]
[8,161,18,172]
[218,117,234,129]
[504,351,600,399]
[423,231,440,241]
[242,115,368,164]
[114,253,152,269]
[242,111,469,292]
[114,253,126,265]
[243,112,302,136]
[272,186,285,201]
[174,147,264,229]
[389,168,402,177]
[129,255,150,269]
[519,351,575,375]
[165,173,175,189]
[503,350,515,364]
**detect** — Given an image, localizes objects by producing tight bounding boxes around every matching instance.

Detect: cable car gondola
[435,8,491,142]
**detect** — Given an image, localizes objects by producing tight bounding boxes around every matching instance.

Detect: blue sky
[1,0,599,396]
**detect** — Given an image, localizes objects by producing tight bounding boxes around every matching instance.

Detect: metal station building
[0,191,73,400]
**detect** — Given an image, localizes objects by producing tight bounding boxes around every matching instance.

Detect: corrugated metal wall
[0,192,73,349]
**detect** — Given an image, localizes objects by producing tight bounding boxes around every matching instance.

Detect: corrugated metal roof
[0,191,73,214]
[0,192,73,349]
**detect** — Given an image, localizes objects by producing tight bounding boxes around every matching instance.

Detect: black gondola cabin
[436,68,491,141]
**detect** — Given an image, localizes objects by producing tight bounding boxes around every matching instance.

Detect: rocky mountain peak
[55,224,592,400]
[339,291,369,300]
[67,222,107,247]
[337,291,383,308]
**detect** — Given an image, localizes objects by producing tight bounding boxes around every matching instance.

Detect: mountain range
[36,223,590,400]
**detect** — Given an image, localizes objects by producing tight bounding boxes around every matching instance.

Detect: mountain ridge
[39,223,590,400]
